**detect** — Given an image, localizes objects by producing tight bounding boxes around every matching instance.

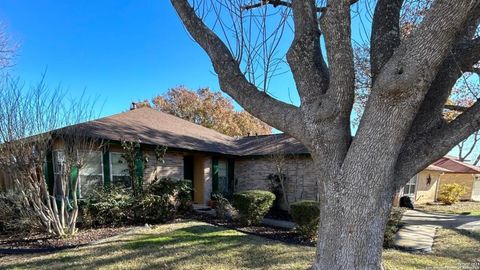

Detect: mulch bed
[187,211,315,247]
[0,226,130,253]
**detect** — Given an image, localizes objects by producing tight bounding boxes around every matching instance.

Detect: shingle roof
[234,133,308,156]
[58,107,308,156]
[426,156,480,174]
[58,107,237,154]
[56,108,480,174]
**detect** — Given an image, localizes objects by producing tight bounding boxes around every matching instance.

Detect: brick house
[1,107,479,206]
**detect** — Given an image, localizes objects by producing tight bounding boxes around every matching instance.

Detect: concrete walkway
[394,210,480,252]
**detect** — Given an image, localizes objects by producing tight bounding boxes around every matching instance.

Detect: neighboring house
[1,107,479,206]
[397,156,480,204]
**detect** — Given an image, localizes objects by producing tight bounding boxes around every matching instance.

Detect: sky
[0,1,476,161]
[0,1,225,116]
[0,0,307,117]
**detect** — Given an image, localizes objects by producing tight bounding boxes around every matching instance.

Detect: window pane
[53,151,65,174]
[113,175,131,188]
[79,175,102,197]
[80,152,102,176]
[218,161,229,194]
[111,152,129,176]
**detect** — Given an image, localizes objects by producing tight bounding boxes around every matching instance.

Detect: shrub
[232,190,275,225]
[383,207,405,248]
[437,183,467,205]
[175,180,194,213]
[133,193,172,223]
[82,187,134,227]
[290,200,320,239]
[146,178,193,213]
[0,191,41,234]
[82,178,193,227]
[212,193,237,221]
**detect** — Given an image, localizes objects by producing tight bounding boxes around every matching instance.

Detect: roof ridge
[109,107,236,141]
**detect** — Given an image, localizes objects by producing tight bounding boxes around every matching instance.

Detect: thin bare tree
[169,0,480,268]
[0,75,100,236]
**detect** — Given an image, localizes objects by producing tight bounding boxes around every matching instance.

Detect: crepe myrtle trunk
[312,159,397,270]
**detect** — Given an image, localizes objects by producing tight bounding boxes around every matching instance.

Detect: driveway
[393,210,480,252]
[401,210,480,231]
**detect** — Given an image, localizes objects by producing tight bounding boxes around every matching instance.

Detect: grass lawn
[416,201,480,216]
[1,221,479,270]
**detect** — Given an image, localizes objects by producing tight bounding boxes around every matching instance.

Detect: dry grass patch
[416,201,480,216]
[1,221,479,270]
[383,228,480,270]
[0,221,313,270]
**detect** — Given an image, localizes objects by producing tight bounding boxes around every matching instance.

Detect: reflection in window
[110,152,131,187]
[78,151,103,197]
[218,160,229,195]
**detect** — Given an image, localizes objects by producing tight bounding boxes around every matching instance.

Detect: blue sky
[0,1,239,115]
[0,1,476,160]
[0,0,306,116]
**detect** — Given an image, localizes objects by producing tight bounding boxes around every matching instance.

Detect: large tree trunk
[312,160,397,270]
[169,0,480,269]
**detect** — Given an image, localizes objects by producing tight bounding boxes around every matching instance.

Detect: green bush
[437,183,467,205]
[146,178,193,213]
[383,207,405,248]
[82,178,193,227]
[290,200,320,239]
[174,180,194,212]
[232,190,275,225]
[212,193,237,220]
[82,187,134,226]
[133,193,172,223]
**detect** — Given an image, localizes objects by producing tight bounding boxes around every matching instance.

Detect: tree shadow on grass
[1,223,313,270]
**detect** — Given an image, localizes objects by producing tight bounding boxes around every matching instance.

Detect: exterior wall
[413,171,441,204]
[472,176,480,201]
[143,150,184,183]
[234,156,318,204]
[438,173,475,201]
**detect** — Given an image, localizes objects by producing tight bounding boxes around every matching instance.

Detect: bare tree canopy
[0,22,16,71]
[0,75,101,237]
[169,0,480,269]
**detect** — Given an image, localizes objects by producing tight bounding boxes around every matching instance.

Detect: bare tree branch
[346,0,479,185]
[286,0,329,101]
[396,98,480,183]
[170,0,304,138]
[370,0,404,82]
[241,0,359,13]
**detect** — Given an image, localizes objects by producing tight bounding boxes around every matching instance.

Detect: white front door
[402,176,417,200]
[472,176,480,202]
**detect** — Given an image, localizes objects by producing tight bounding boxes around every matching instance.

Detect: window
[52,150,103,198]
[403,176,417,198]
[110,152,131,187]
[78,151,103,198]
[53,151,66,198]
[218,160,229,195]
